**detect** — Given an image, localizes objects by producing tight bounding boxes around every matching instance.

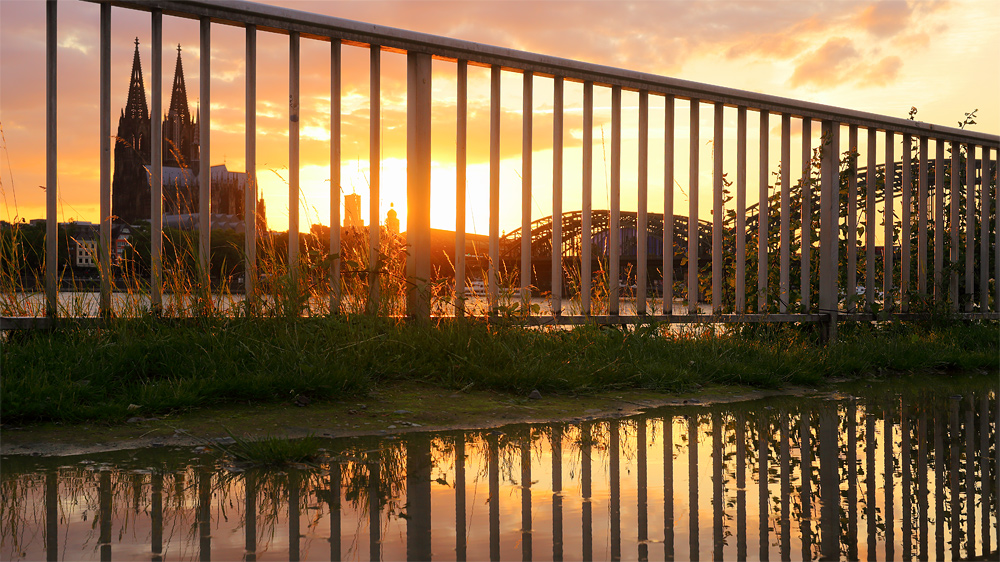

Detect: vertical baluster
[758,412,769,562]
[884,132,895,309]
[245,25,257,303]
[966,395,976,557]
[981,147,992,310]
[489,65,500,314]
[582,82,593,316]
[689,101,701,315]
[981,394,991,555]
[636,91,648,316]
[918,136,929,296]
[712,412,724,561]
[848,399,858,562]
[198,469,211,562]
[521,71,532,306]
[801,118,812,312]
[329,39,341,311]
[369,450,381,562]
[489,432,500,561]
[406,52,432,319]
[735,107,747,314]
[455,436,466,560]
[665,417,675,561]
[780,409,790,560]
[901,398,911,561]
[866,128,877,310]
[455,60,467,316]
[901,134,912,312]
[582,423,593,561]
[611,86,622,316]
[935,409,944,560]
[664,95,675,316]
[689,415,700,561]
[950,397,960,561]
[757,110,769,313]
[638,420,648,561]
[522,436,532,560]
[935,140,945,303]
[611,421,621,561]
[368,46,380,311]
[866,402,876,562]
[552,427,563,561]
[736,413,746,560]
[45,471,57,562]
[289,471,300,562]
[950,144,960,310]
[289,32,300,282]
[45,0,57,317]
[800,410,812,561]
[848,126,859,311]
[819,404,839,561]
[780,114,790,313]
[552,77,564,316]
[99,3,111,315]
[712,103,724,314]
[965,145,975,311]
[884,406,895,561]
[199,17,211,284]
[329,464,340,562]
[152,472,164,562]
[151,11,163,310]
[819,121,839,339]
[919,410,929,561]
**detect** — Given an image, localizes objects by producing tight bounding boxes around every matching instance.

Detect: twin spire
[122,38,192,126]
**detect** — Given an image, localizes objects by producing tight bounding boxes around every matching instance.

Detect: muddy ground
[0,381,823,457]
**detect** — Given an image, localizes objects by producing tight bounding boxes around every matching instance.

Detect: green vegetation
[218,430,323,466]
[2,316,996,425]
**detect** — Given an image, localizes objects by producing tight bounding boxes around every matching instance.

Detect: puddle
[2,377,997,561]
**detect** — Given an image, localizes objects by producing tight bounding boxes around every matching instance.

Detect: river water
[2,377,996,561]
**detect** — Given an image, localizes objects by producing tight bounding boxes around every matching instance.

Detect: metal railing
[9,0,1000,332]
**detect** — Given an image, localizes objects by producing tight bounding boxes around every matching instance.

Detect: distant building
[68,223,133,268]
[112,38,255,228]
[386,204,399,236]
[344,193,363,229]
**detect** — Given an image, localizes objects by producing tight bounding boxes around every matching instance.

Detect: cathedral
[112,39,262,231]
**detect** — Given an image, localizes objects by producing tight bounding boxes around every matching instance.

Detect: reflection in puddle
[2,383,997,561]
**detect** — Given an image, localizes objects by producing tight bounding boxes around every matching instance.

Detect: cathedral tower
[111,38,152,223]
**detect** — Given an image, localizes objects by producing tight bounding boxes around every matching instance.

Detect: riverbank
[2,317,997,436]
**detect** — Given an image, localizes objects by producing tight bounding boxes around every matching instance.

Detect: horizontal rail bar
[83,0,998,147]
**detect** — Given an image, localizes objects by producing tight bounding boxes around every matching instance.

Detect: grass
[218,430,323,466]
[2,316,996,425]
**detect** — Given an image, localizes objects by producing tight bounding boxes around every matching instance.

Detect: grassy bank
[2,317,997,425]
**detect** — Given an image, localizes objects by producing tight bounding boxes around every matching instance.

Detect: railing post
[819,120,839,343]
[245,24,257,303]
[151,10,163,311]
[330,40,341,312]
[664,95,675,316]
[610,86,622,315]
[406,51,432,320]
[455,60,467,316]
[581,82,593,316]
[199,17,211,287]
[712,102,723,314]
[488,65,500,314]
[99,2,111,316]
[289,31,300,284]
[45,0,58,318]
[552,77,564,316]
[369,46,381,313]
[521,71,532,306]
[688,101,700,314]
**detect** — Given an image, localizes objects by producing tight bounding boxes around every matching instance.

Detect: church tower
[163,44,198,170]
[111,38,152,223]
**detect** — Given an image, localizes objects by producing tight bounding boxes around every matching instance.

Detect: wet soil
[0,381,821,457]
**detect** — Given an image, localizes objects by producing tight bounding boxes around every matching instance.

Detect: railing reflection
[2,387,997,561]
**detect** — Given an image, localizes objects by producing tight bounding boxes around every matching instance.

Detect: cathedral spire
[167,44,190,125]
[123,37,149,121]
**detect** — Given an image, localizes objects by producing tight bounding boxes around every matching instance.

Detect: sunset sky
[1,0,998,235]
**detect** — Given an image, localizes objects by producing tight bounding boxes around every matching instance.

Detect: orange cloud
[789,37,860,89]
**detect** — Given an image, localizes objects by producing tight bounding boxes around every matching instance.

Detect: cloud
[853,2,913,38]
[789,37,861,89]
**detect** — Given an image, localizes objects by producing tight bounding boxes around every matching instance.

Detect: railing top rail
[85,0,997,147]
